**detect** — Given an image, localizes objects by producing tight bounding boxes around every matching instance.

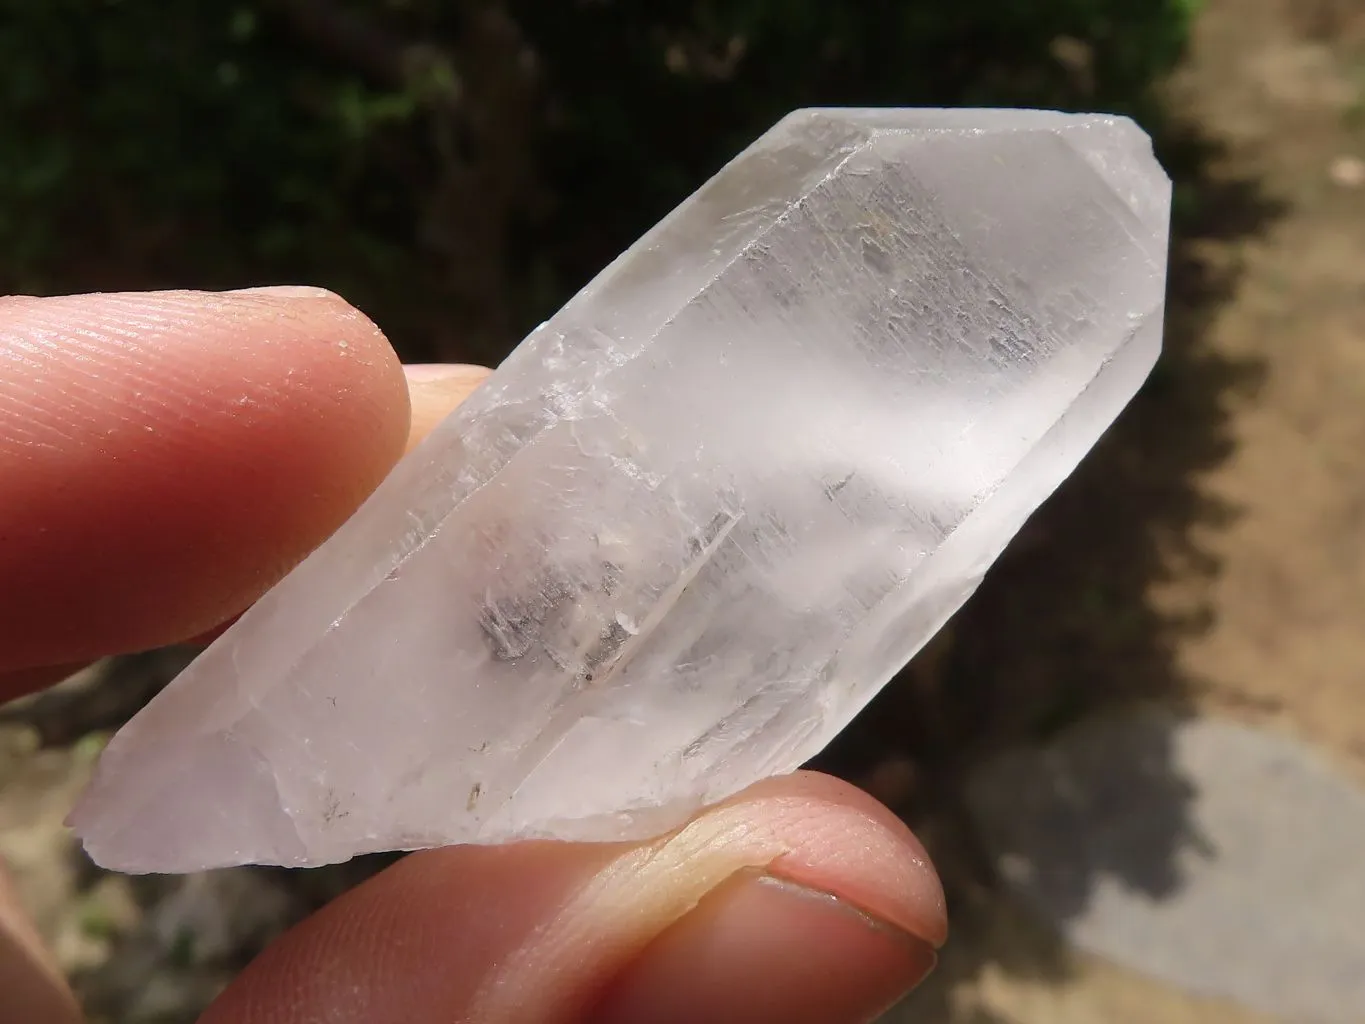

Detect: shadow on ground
[811,119,1281,1016]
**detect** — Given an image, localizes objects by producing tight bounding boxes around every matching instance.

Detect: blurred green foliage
[0,0,1199,361]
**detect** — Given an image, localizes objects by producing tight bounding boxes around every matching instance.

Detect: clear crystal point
[69,108,1171,872]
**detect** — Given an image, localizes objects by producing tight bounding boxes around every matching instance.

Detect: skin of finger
[0,342,489,1015]
[404,364,492,453]
[0,663,89,703]
[0,864,82,1024]
[587,870,938,1024]
[0,289,411,672]
[166,368,488,651]
[199,771,945,1024]
[167,367,488,652]
[0,363,491,705]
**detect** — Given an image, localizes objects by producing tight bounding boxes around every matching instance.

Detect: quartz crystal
[68,108,1171,872]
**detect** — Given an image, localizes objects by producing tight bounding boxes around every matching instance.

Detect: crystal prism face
[69,108,1171,872]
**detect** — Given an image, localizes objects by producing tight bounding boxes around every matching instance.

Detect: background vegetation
[1,0,1199,364]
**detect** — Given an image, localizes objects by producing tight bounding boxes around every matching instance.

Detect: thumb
[200,771,944,1024]
[0,862,82,1024]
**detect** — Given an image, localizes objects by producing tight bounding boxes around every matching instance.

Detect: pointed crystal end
[69,108,1171,872]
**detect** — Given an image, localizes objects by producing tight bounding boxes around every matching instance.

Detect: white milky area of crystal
[68,108,1172,872]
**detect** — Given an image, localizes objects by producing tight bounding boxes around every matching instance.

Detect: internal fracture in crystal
[68,108,1172,872]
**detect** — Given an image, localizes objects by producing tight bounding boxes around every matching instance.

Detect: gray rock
[967,709,1365,1022]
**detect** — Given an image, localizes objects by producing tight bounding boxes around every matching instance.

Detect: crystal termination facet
[68,108,1172,872]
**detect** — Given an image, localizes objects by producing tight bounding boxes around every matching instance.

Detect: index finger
[0,288,410,675]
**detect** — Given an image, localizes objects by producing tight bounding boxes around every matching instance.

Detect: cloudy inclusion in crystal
[69,108,1171,872]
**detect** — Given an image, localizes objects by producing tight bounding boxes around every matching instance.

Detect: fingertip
[589,870,938,1024]
[733,771,948,947]
[0,288,411,668]
[653,770,947,950]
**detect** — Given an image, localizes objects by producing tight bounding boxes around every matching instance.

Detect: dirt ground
[886,0,1365,1019]
[2,0,1363,1020]
[1163,0,1365,769]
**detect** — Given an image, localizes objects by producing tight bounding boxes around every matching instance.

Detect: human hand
[0,288,945,1023]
